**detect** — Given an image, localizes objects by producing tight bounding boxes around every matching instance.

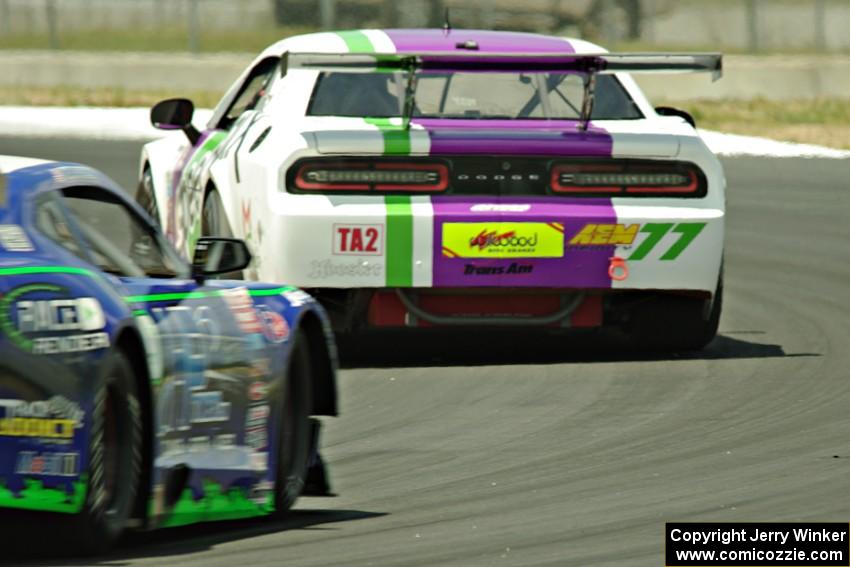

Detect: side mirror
[655,106,697,128]
[151,98,201,144]
[191,237,252,279]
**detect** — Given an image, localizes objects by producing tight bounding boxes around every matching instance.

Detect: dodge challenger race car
[137,29,725,351]
[0,156,337,551]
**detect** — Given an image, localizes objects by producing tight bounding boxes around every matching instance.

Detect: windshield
[308,71,642,120]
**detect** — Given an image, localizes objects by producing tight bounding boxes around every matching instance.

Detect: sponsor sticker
[469,204,531,213]
[221,287,263,334]
[0,396,84,441]
[333,224,384,256]
[250,452,268,471]
[464,263,533,276]
[248,381,268,402]
[16,450,79,477]
[246,428,268,451]
[309,259,382,279]
[17,296,105,332]
[442,222,565,259]
[568,223,640,246]
[189,391,231,424]
[1,284,111,353]
[258,309,289,343]
[0,417,76,439]
[0,225,34,252]
[565,222,707,261]
[31,332,110,354]
[246,404,269,428]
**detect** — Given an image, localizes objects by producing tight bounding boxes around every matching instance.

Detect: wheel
[201,188,233,238]
[135,167,160,227]
[627,273,723,352]
[74,351,142,553]
[273,330,313,515]
[201,188,243,278]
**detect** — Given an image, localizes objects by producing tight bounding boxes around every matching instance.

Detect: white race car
[138,28,725,350]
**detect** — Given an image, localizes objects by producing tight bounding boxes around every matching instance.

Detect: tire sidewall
[273,331,313,515]
[136,168,160,227]
[202,189,233,238]
[77,350,142,553]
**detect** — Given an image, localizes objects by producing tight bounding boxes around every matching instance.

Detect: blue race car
[0,156,338,551]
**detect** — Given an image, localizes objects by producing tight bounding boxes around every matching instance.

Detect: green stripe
[333,31,415,286]
[385,196,414,287]
[336,30,374,53]
[190,131,227,169]
[0,266,97,278]
[364,118,411,155]
[124,286,294,305]
[365,117,414,286]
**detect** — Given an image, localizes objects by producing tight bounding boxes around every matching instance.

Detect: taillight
[550,162,703,197]
[293,160,448,193]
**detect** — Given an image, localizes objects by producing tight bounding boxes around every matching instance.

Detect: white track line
[0,106,848,159]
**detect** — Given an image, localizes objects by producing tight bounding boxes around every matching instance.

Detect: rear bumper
[262,195,724,294]
[310,287,715,333]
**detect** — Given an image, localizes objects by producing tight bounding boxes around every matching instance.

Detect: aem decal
[442,222,565,259]
[569,224,640,246]
[333,224,384,256]
[567,222,707,261]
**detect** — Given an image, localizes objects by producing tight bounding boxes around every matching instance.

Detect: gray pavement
[0,138,848,566]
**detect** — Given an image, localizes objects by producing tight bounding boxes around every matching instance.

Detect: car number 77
[627,223,706,261]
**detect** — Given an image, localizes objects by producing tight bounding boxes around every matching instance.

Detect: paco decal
[442,223,565,259]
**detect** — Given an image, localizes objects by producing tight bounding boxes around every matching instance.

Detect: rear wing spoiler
[280,51,723,130]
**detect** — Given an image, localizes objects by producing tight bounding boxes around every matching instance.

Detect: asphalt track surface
[0,137,848,566]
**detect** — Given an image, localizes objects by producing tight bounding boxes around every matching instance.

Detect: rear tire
[75,351,142,554]
[201,188,233,238]
[201,188,244,279]
[135,167,160,227]
[627,274,723,352]
[273,330,313,515]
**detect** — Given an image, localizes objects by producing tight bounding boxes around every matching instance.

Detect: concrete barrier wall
[3,0,850,51]
[1,51,848,101]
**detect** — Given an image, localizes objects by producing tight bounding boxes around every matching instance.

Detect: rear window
[308,71,642,120]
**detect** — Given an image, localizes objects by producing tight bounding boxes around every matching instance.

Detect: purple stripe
[385,29,575,54]
[414,119,613,157]
[431,197,618,289]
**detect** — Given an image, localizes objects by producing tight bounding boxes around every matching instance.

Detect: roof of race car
[0,155,128,207]
[260,28,604,59]
[0,155,49,175]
